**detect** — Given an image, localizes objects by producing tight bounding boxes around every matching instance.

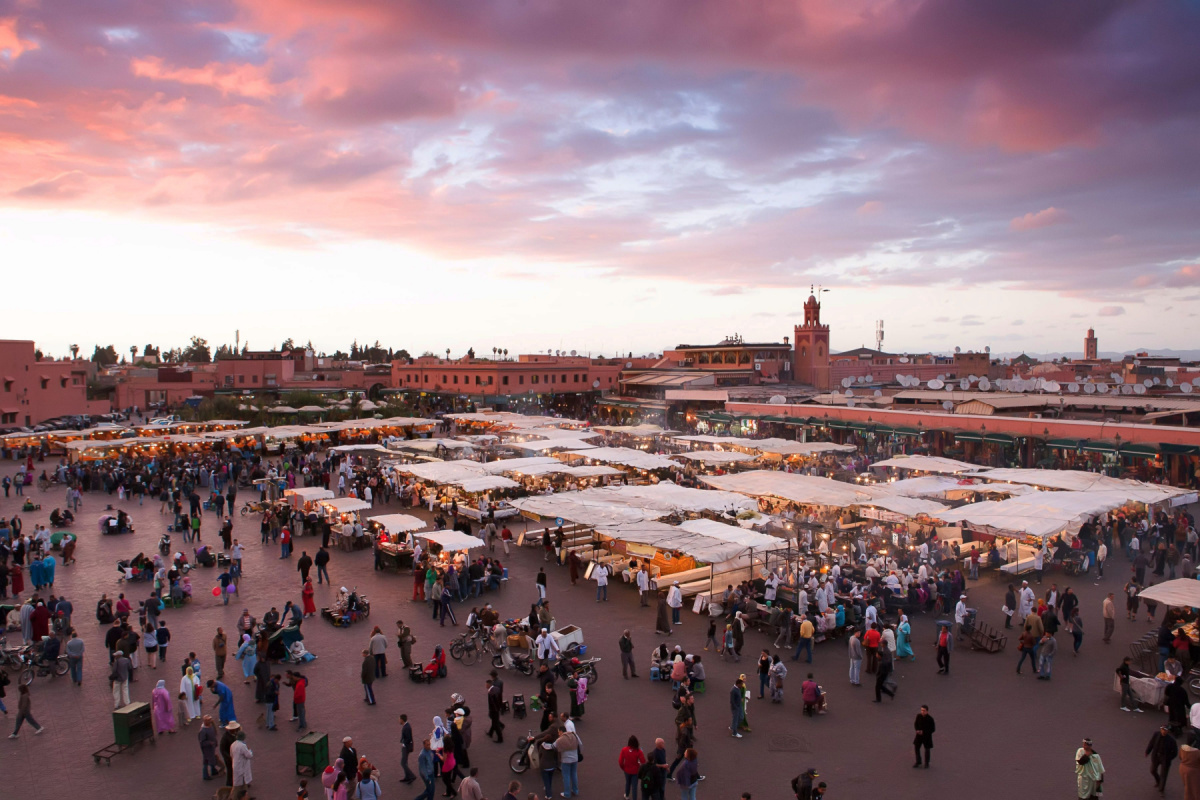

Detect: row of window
[4,378,76,391]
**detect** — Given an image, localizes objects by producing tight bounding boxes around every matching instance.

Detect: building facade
[0,340,107,427]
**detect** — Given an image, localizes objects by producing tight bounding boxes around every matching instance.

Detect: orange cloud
[1010,206,1068,232]
[131,57,278,100]
[0,17,38,64]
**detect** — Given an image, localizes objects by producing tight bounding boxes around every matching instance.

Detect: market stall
[368,513,428,571]
[416,529,487,562]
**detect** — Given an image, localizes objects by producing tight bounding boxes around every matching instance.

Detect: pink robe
[151,685,176,733]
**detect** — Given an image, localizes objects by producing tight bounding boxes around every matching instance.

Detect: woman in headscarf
[9,563,22,598]
[151,679,177,733]
[28,556,43,591]
[431,716,447,753]
[235,633,257,684]
[569,673,588,719]
[181,665,203,724]
[897,615,915,661]
[656,591,672,634]
[322,761,340,799]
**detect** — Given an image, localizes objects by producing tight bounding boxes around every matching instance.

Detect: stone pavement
[0,481,1185,799]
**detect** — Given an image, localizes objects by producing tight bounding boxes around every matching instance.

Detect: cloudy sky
[1,0,1198,360]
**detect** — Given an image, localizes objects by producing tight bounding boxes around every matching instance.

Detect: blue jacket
[418,748,436,780]
[730,685,742,712]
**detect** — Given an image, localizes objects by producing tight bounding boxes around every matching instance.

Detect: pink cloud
[0,17,37,63]
[856,200,883,214]
[1010,206,1068,231]
[1164,264,1200,287]
[1097,305,1125,316]
[131,57,279,100]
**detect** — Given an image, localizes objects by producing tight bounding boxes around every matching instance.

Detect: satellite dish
[846,399,855,408]
[954,346,961,354]
[942,400,954,410]
[899,357,910,364]
[1167,379,1175,387]
[841,377,853,388]
[1184,380,1194,388]
[1044,381,1060,393]
[1134,384,1146,395]
[979,378,992,391]
[865,374,873,383]
[1098,384,1110,394]
[874,389,882,397]
[1153,377,1161,385]
[967,375,977,383]
[1068,383,1079,393]
[936,374,946,381]
[626,362,633,368]
[1120,384,1132,395]
[570,350,577,356]
[1084,383,1096,394]
[845,389,855,397]
[928,379,945,390]
[592,380,600,389]
[1183,383,1194,394]
[769,394,787,405]
[1111,372,1122,382]
[959,379,970,390]
[1144,379,1154,387]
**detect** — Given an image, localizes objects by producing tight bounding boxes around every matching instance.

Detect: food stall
[284,486,335,511]
[415,529,487,562]
[317,497,374,550]
[1116,579,1200,708]
[368,513,428,571]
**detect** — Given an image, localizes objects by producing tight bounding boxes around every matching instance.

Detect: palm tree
[69,344,79,360]
[130,345,138,363]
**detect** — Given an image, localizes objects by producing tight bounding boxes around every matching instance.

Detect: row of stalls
[867,455,1198,575]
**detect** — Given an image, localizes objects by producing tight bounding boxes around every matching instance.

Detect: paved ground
[0,480,1190,799]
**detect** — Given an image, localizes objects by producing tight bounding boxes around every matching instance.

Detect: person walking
[111,650,132,708]
[848,630,863,686]
[556,722,581,798]
[667,581,683,624]
[399,714,417,783]
[361,650,376,705]
[1149,723,1179,793]
[792,615,814,663]
[231,730,254,799]
[486,679,505,743]
[416,738,437,800]
[675,748,700,800]
[1068,608,1085,655]
[65,629,84,686]
[620,630,638,679]
[619,735,647,800]
[656,592,672,636]
[593,562,610,602]
[7,685,44,738]
[199,716,222,781]
[1016,626,1038,675]
[1076,738,1105,800]
[1102,594,1116,644]
[1037,632,1057,680]
[315,546,330,585]
[913,705,935,768]
[1096,541,1107,580]
[369,626,388,678]
[874,644,896,702]
[1004,584,1017,629]
[936,623,953,675]
[729,677,745,738]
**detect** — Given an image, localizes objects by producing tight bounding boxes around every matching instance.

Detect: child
[722,625,735,661]
[296,778,308,799]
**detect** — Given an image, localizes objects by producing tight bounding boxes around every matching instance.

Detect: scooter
[508,730,538,774]
[158,533,171,556]
[491,650,535,675]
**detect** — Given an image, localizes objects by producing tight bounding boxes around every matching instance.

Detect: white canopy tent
[872,455,990,474]
[1136,580,1200,608]
[509,437,598,453]
[673,435,856,457]
[456,476,521,493]
[976,468,1196,505]
[283,487,335,502]
[320,497,373,514]
[701,470,947,517]
[576,447,678,470]
[389,439,476,453]
[416,530,487,551]
[672,451,757,464]
[509,481,756,526]
[367,513,428,534]
[594,424,673,437]
[330,444,391,454]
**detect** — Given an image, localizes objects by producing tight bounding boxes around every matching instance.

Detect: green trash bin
[296,731,329,776]
[113,702,153,746]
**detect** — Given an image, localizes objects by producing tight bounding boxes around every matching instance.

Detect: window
[40,378,48,389]
[502,376,509,386]
[475,376,481,385]
[424,375,429,384]
[238,375,245,384]
[532,375,539,385]
[519,376,524,385]
[3,380,12,392]
[573,374,579,383]
[544,374,550,384]
[453,376,459,384]
[487,376,493,385]
[60,377,68,388]
[816,344,824,356]
[800,346,807,358]
[252,375,258,384]
[562,373,567,383]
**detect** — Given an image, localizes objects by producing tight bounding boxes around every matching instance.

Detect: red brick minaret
[793,288,831,389]
[1084,328,1098,360]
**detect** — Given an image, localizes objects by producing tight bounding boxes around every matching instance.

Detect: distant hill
[976,349,1200,362]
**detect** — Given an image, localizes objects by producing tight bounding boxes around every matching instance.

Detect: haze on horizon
[1,0,1198,360]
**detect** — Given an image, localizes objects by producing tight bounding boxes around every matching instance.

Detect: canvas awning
[1136,579,1200,608]
[417,530,486,551]
[368,514,428,534]
[283,487,335,501]
[320,497,372,514]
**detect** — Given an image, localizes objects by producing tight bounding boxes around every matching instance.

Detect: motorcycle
[553,654,601,685]
[16,642,69,686]
[158,533,171,556]
[491,649,534,675]
[509,730,538,774]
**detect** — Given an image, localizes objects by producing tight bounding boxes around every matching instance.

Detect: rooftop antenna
[875,320,884,352]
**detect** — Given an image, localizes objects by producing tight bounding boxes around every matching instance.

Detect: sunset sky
[1,0,1198,359]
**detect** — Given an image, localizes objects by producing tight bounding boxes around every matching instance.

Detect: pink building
[0,340,107,427]
[392,354,627,397]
